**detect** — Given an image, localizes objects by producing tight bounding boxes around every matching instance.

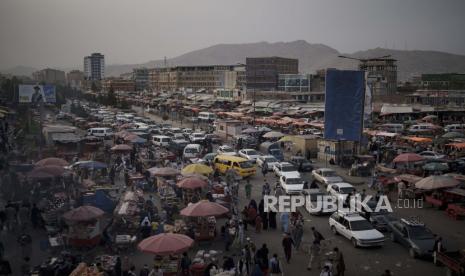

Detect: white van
[152,135,171,147]
[183,144,203,160]
[444,124,465,133]
[379,123,404,133]
[87,127,114,137]
[198,112,216,122]
[408,124,438,134]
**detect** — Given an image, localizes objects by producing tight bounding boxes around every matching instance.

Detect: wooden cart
[436,250,465,276]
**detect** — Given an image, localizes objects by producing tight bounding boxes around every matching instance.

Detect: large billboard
[18,84,56,103]
[324,69,365,141]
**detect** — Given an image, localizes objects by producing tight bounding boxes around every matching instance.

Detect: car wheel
[351,238,358,248]
[390,232,397,242]
[409,247,417,258]
[331,226,338,235]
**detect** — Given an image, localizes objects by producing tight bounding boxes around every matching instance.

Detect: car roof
[319,168,335,172]
[215,155,249,162]
[335,211,365,221]
[261,155,276,159]
[331,182,354,188]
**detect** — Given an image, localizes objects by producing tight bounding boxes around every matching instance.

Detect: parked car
[204,133,222,144]
[279,175,305,194]
[273,162,300,178]
[217,145,237,156]
[327,182,356,202]
[183,144,203,160]
[238,149,261,162]
[256,155,279,171]
[329,211,385,248]
[388,218,437,258]
[189,132,206,143]
[419,151,446,160]
[289,156,313,172]
[312,168,343,186]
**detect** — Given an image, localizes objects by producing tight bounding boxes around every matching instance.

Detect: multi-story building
[246,57,298,91]
[214,89,243,102]
[420,73,465,90]
[66,70,84,90]
[84,53,105,81]
[32,68,66,85]
[102,78,135,92]
[133,68,149,91]
[407,90,465,107]
[359,58,397,97]
[149,65,245,92]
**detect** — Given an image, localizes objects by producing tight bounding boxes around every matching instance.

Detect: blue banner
[324,70,365,141]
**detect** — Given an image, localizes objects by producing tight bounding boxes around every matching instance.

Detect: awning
[446,142,465,149]
[405,136,432,143]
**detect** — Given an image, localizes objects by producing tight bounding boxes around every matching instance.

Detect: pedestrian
[333,247,345,276]
[282,233,294,263]
[114,257,122,276]
[433,236,444,264]
[30,204,41,229]
[280,212,289,233]
[292,221,304,250]
[262,182,271,196]
[268,210,277,229]
[251,263,263,276]
[311,227,325,245]
[307,240,321,271]
[255,215,263,233]
[256,243,269,273]
[242,244,252,275]
[180,252,191,275]
[122,256,131,276]
[320,265,332,276]
[238,221,245,245]
[398,181,405,199]
[245,181,252,199]
[139,264,150,276]
[269,254,282,276]
[128,266,137,276]
[262,163,268,177]
[224,224,232,251]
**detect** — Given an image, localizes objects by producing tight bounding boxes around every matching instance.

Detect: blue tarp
[82,190,116,213]
[324,70,365,141]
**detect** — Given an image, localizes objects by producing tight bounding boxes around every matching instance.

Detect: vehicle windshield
[239,161,254,169]
[286,178,303,184]
[221,147,234,152]
[350,220,374,231]
[185,148,199,153]
[408,226,435,240]
[270,149,282,155]
[265,157,278,163]
[340,187,355,194]
[246,150,258,155]
[281,165,296,172]
[322,170,338,177]
[194,134,204,138]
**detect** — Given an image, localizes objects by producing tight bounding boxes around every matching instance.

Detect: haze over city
[1,0,465,69]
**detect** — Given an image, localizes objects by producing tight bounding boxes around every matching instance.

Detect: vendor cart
[436,250,465,276]
[445,188,465,220]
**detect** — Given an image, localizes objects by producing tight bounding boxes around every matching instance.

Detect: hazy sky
[1,0,464,69]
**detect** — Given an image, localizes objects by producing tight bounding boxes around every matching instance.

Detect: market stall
[63,205,105,247]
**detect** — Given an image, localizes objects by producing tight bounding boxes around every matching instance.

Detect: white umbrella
[414,175,459,190]
[263,131,285,138]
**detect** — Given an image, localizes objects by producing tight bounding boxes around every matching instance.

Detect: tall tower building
[84,53,105,81]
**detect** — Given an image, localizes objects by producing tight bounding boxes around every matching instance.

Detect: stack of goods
[69,263,103,276]
[153,255,179,274]
[41,196,68,231]
[94,255,117,272]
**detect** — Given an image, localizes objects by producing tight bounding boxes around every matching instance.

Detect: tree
[91,82,98,92]
[107,86,117,106]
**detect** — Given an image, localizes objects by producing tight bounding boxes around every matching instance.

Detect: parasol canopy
[181,164,213,175]
[111,144,132,151]
[35,157,69,167]
[263,131,285,138]
[442,132,465,139]
[63,205,105,222]
[147,167,180,177]
[176,177,208,189]
[414,175,460,190]
[258,126,272,132]
[28,165,67,178]
[71,160,108,170]
[180,173,209,180]
[422,162,449,171]
[138,233,194,255]
[242,127,259,134]
[180,200,229,217]
[278,136,294,142]
[393,153,425,163]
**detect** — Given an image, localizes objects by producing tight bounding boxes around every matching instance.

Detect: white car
[327,182,356,202]
[238,149,261,162]
[217,145,237,156]
[329,211,385,248]
[419,151,445,160]
[279,175,305,194]
[312,168,343,186]
[256,155,279,171]
[189,132,206,143]
[273,162,300,178]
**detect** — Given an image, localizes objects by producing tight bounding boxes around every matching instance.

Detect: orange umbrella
[35,157,69,167]
[180,200,229,217]
[138,233,194,255]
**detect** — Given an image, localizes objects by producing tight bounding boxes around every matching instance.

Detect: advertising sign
[324,70,365,141]
[18,84,56,103]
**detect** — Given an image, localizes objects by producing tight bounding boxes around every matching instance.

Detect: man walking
[281,233,294,263]
[307,240,321,271]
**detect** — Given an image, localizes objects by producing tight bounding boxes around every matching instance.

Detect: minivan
[198,112,216,122]
[379,123,404,133]
[408,124,440,134]
[183,144,203,160]
[213,155,256,177]
[152,135,171,147]
[87,127,114,137]
[444,124,465,133]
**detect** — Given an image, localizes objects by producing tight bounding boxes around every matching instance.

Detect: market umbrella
[263,131,285,138]
[111,144,132,152]
[180,173,209,180]
[176,177,208,189]
[138,233,194,255]
[392,153,425,163]
[180,200,229,217]
[63,206,105,222]
[242,127,258,134]
[415,175,459,190]
[278,136,293,142]
[72,160,108,170]
[423,162,449,172]
[147,167,180,177]
[27,170,54,179]
[35,157,69,167]
[258,126,272,132]
[442,132,465,139]
[28,165,67,178]
[422,115,438,121]
[181,164,213,175]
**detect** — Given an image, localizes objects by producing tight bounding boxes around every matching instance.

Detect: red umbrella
[111,144,132,151]
[147,167,180,177]
[176,177,208,189]
[63,206,105,222]
[28,165,66,178]
[35,157,69,167]
[138,233,194,255]
[393,153,425,163]
[180,200,229,217]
